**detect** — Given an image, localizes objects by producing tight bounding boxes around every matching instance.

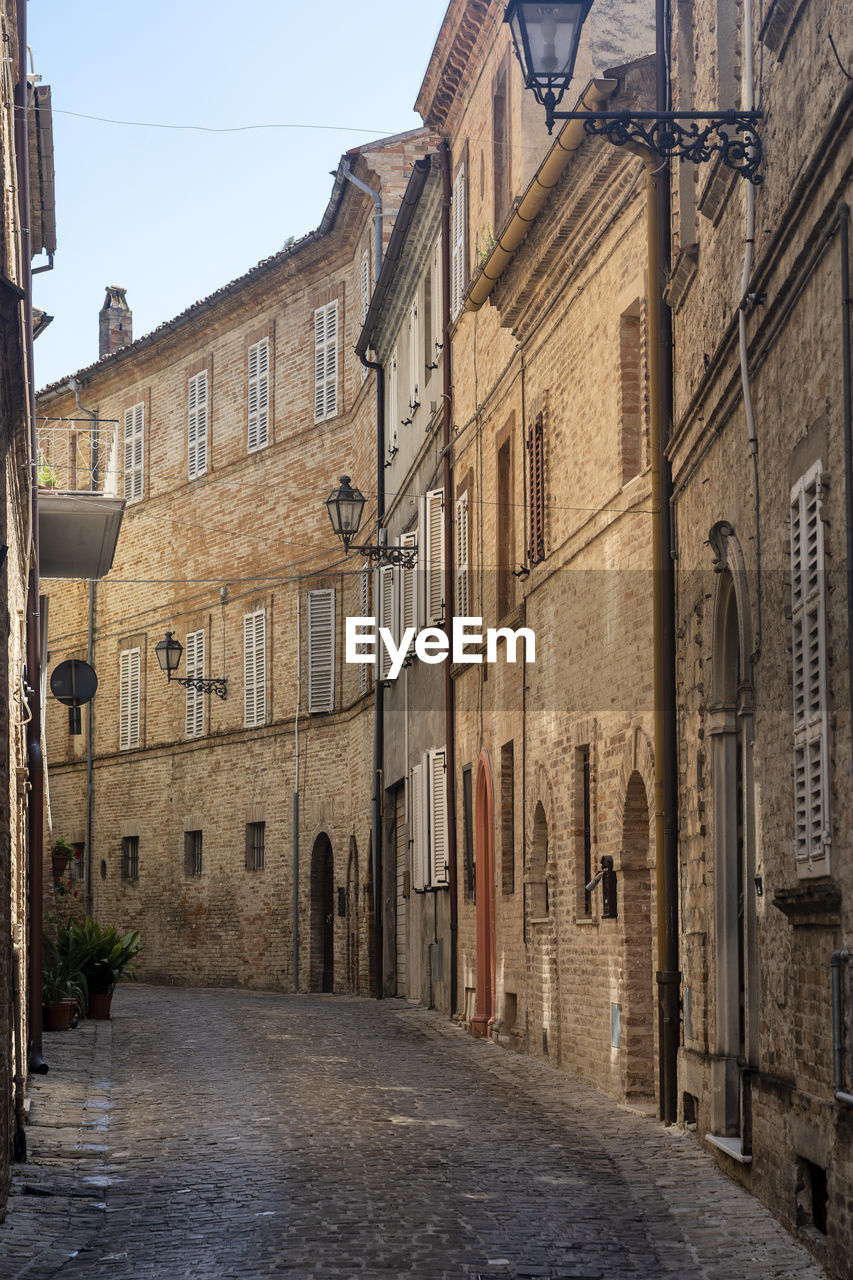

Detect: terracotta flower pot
[43,1001,73,1031]
[88,991,113,1020]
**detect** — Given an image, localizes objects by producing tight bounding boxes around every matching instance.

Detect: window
[462,764,474,899]
[121,836,139,881]
[456,489,470,615]
[123,402,144,503]
[527,412,545,564]
[389,348,399,450]
[184,830,202,877]
[501,741,514,893]
[377,564,395,681]
[119,647,141,750]
[184,629,205,739]
[247,338,270,452]
[314,300,338,423]
[619,304,643,485]
[493,59,511,228]
[360,251,370,383]
[451,163,467,317]
[358,566,372,695]
[245,822,265,871]
[431,235,443,363]
[71,841,85,883]
[578,746,592,914]
[243,609,266,727]
[307,588,335,713]
[187,370,208,480]
[408,299,420,412]
[425,487,445,625]
[790,463,830,876]
[410,747,449,890]
[497,438,513,618]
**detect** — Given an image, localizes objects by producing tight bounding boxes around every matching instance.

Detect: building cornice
[415,0,495,133]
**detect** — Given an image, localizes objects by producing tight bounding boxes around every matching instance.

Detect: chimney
[99,286,132,358]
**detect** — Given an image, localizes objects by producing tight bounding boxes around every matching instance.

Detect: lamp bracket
[350,543,418,569]
[170,674,228,700]
[546,108,764,184]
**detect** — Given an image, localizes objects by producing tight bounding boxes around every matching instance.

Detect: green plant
[60,917,141,996]
[37,453,59,488]
[51,836,75,859]
[42,938,88,1012]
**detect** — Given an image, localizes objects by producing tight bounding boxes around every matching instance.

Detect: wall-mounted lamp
[325,475,417,568]
[155,632,228,699]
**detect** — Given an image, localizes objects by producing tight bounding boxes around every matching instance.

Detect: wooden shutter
[184,629,205,739]
[425,488,445,624]
[377,565,394,681]
[427,747,448,887]
[431,235,443,360]
[248,338,270,452]
[400,532,418,636]
[455,491,469,616]
[408,299,420,409]
[187,371,208,480]
[243,609,267,727]
[360,252,370,382]
[358,566,371,695]
[790,463,830,875]
[389,349,399,449]
[410,761,426,892]
[527,412,545,564]
[451,165,466,317]
[314,300,338,423]
[119,647,140,750]
[307,588,335,713]
[123,403,144,503]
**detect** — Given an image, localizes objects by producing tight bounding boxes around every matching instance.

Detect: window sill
[773,882,841,928]
[706,1133,752,1164]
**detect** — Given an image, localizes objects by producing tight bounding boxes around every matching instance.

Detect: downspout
[839,204,853,777]
[11,945,26,1160]
[16,0,47,1074]
[830,949,853,1107]
[439,140,458,1018]
[346,161,386,999]
[294,592,301,991]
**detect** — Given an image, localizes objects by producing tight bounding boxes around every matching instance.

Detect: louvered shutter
[119,647,140,750]
[123,403,144,503]
[360,253,370,382]
[248,338,270,452]
[427,747,448,887]
[244,609,266,727]
[184,629,205,739]
[188,371,208,480]
[378,565,394,681]
[410,762,426,892]
[408,300,420,409]
[451,165,466,317]
[432,235,443,359]
[307,588,335,713]
[400,533,418,636]
[425,488,445,624]
[389,349,399,449]
[314,301,338,423]
[358,567,371,694]
[455,492,469,616]
[527,412,545,564]
[790,464,830,874]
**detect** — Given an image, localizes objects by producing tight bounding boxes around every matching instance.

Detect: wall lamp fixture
[326,475,418,568]
[155,632,228,699]
[504,0,763,183]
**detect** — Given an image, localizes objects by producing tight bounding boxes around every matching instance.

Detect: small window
[501,741,514,893]
[619,305,643,485]
[314,300,339,423]
[497,438,512,619]
[247,338,270,452]
[462,764,474,899]
[493,59,511,228]
[527,413,545,564]
[71,841,85,883]
[389,348,399,450]
[184,830,203,877]
[123,403,144,503]
[408,299,420,412]
[121,836,139,881]
[187,370,208,480]
[119,647,141,751]
[431,235,443,363]
[245,822,265,871]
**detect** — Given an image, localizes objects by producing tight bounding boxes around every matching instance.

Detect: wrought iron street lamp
[504,0,764,183]
[326,476,417,568]
[155,631,228,699]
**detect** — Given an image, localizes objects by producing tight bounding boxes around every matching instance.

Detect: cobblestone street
[0,987,828,1280]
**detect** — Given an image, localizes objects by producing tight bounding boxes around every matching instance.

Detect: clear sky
[29,0,450,391]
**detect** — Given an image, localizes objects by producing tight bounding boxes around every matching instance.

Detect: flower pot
[88,991,113,1020]
[43,1001,73,1031]
[51,852,70,881]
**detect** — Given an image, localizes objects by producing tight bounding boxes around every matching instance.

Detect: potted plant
[71,918,141,1019]
[42,944,87,1030]
[51,836,75,883]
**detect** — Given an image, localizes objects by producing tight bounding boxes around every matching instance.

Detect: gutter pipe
[831,949,853,1107]
[11,944,26,1160]
[839,204,853,781]
[342,161,383,294]
[294,592,301,991]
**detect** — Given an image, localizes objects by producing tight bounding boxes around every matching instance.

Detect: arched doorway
[472,752,495,1038]
[346,835,360,993]
[709,564,757,1139]
[621,770,654,1098]
[310,833,335,993]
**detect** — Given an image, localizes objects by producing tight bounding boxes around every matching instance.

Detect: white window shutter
[432,235,443,358]
[790,463,830,875]
[248,338,270,452]
[314,301,339,423]
[378,565,394,681]
[184,629,205,739]
[244,609,267,728]
[358,566,371,694]
[389,349,399,449]
[119,647,140,750]
[361,252,370,382]
[124,403,144,503]
[425,488,445,625]
[455,491,469,616]
[307,588,335,713]
[427,747,448,887]
[410,762,426,892]
[408,299,420,410]
[451,166,466,317]
[188,371,208,480]
[400,533,418,636]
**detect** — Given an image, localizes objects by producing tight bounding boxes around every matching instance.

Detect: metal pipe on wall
[831,948,853,1107]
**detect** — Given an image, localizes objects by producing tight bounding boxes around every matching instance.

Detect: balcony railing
[36,420,120,497]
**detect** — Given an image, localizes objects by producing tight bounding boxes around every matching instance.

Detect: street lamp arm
[171,675,228,700]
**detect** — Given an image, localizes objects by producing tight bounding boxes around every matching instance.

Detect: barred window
[184,830,203,877]
[121,836,139,881]
[245,822,265,871]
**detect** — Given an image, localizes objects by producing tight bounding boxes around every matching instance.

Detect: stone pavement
[0,986,829,1280]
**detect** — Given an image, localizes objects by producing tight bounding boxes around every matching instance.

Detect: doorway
[310,833,335,993]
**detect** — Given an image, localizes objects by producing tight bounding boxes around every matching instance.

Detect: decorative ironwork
[547,108,764,184]
[171,674,228,700]
[350,543,418,569]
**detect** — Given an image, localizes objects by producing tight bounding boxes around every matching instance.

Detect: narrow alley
[0,987,827,1280]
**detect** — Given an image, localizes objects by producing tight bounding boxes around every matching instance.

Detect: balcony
[37,420,125,579]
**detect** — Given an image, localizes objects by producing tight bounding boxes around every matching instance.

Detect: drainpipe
[16,0,47,1075]
[839,204,853,775]
[831,949,853,1106]
[294,592,301,991]
[345,161,386,998]
[11,944,26,1160]
[439,140,458,1018]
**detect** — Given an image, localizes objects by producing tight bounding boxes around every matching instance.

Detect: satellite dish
[50,659,98,707]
